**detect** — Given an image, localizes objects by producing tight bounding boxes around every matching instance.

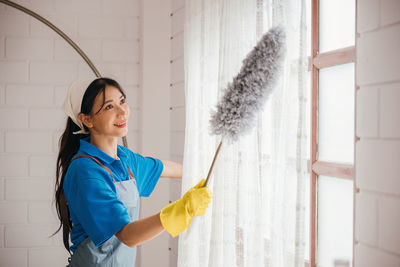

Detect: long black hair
[53,77,126,253]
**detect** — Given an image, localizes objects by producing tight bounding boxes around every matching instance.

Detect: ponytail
[53,118,88,253]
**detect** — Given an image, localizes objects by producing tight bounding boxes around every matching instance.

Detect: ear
[78,113,93,129]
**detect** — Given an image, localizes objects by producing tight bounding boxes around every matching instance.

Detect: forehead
[94,86,122,102]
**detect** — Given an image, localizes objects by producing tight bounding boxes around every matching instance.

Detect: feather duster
[186,26,286,237]
[210,25,286,141]
[204,25,286,186]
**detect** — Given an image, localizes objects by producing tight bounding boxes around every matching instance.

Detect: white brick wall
[0,0,141,266]
[355,0,400,265]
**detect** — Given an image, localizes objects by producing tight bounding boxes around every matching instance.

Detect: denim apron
[67,154,139,267]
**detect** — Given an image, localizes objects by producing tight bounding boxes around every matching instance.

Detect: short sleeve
[66,160,132,248]
[125,149,164,197]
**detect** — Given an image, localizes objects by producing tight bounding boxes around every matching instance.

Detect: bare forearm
[115,213,164,248]
[160,159,182,178]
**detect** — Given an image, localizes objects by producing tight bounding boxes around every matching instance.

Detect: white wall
[169,0,185,265]
[0,0,141,266]
[355,0,400,266]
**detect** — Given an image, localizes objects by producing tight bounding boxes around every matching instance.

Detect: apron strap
[71,154,136,183]
[71,154,116,183]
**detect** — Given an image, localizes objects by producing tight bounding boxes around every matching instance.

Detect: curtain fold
[179,1,309,266]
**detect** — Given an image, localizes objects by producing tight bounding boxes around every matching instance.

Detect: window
[308,0,356,266]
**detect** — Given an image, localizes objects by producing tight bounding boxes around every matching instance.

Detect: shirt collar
[78,136,128,164]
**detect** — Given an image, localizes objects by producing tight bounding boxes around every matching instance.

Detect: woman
[54,78,212,266]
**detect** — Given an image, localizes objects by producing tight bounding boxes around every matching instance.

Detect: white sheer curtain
[179,0,309,266]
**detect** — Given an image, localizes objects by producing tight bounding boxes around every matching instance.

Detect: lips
[114,120,127,128]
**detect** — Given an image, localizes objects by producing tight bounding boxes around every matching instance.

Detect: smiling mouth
[114,120,127,128]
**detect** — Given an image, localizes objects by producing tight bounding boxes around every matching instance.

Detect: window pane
[318,63,354,164]
[319,0,355,53]
[317,176,353,267]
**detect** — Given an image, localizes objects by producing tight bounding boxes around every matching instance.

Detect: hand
[159,179,212,237]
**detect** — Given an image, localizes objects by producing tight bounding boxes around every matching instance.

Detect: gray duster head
[210,26,286,141]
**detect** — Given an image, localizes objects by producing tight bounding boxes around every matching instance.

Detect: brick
[171,131,185,156]
[0,14,29,36]
[5,131,53,153]
[53,131,64,153]
[54,39,81,61]
[171,32,183,59]
[5,38,53,60]
[356,140,400,195]
[355,243,400,267]
[171,82,184,107]
[79,17,124,39]
[6,85,53,107]
[29,247,70,267]
[22,0,56,15]
[125,63,140,86]
[124,86,140,109]
[102,40,139,62]
[171,57,184,84]
[381,0,400,26]
[0,61,28,83]
[6,84,53,107]
[30,62,77,84]
[0,154,29,176]
[29,155,57,177]
[380,82,400,138]
[0,248,27,267]
[29,201,58,223]
[77,39,102,61]
[55,0,102,15]
[95,62,125,83]
[355,192,378,246]
[357,0,379,33]
[357,24,400,85]
[102,0,139,17]
[0,108,28,129]
[29,108,67,130]
[171,7,184,36]
[379,197,400,254]
[171,107,185,131]
[77,62,97,80]
[30,13,78,38]
[5,224,53,247]
[54,85,68,107]
[0,202,27,223]
[5,178,53,200]
[125,17,140,40]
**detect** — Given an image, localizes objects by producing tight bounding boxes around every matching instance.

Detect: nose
[117,104,128,117]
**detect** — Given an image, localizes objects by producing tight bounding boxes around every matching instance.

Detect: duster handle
[204,139,223,187]
[185,139,223,239]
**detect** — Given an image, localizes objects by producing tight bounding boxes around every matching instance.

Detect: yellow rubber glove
[160,179,212,237]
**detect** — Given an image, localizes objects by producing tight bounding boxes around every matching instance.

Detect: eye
[121,98,126,104]
[105,104,113,110]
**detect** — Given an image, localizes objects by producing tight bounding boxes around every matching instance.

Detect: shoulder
[118,145,143,163]
[65,156,112,186]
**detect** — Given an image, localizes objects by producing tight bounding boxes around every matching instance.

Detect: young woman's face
[88,85,130,138]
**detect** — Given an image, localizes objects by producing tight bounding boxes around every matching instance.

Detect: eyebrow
[103,95,125,105]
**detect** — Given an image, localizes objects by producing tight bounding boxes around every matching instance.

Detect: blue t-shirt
[63,137,164,252]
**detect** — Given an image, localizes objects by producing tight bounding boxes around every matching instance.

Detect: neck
[89,134,119,160]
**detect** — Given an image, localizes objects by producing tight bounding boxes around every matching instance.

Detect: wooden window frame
[307,0,356,266]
